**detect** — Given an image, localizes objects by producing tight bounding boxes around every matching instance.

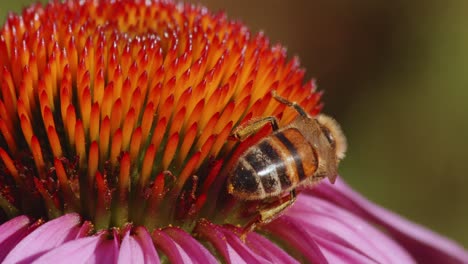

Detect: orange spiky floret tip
[0,0,323,230]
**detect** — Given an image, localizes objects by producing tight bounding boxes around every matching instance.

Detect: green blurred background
[1,0,467,247]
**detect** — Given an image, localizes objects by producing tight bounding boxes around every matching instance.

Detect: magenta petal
[284,195,415,263]
[94,229,119,264]
[3,213,82,264]
[118,228,159,264]
[160,227,218,264]
[33,233,106,264]
[75,221,94,238]
[0,215,31,261]
[153,228,211,264]
[244,231,300,264]
[195,220,272,264]
[264,216,328,264]
[134,227,160,264]
[314,236,379,264]
[118,230,144,263]
[314,178,468,263]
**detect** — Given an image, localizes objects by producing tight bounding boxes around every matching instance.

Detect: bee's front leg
[271,90,309,117]
[231,116,279,141]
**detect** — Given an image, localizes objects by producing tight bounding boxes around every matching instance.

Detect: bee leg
[271,90,309,117]
[241,189,297,239]
[231,116,279,141]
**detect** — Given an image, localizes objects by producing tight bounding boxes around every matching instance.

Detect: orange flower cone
[0,1,466,263]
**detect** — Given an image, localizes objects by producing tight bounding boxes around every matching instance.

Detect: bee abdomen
[273,128,318,182]
[229,142,287,199]
[229,136,295,200]
[228,128,317,200]
[229,159,263,198]
[257,139,296,191]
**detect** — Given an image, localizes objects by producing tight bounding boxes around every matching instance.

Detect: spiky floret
[0,0,322,231]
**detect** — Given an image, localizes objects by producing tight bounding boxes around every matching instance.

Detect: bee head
[316,114,347,161]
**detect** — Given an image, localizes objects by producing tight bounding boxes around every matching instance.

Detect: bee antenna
[271,90,309,117]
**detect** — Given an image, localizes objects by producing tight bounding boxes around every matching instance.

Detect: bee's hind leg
[240,189,297,240]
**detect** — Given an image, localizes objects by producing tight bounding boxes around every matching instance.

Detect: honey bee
[227,90,347,233]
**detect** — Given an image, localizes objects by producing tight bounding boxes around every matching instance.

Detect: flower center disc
[0,0,322,232]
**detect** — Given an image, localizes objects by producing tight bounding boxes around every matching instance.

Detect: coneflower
[0,1,466,263]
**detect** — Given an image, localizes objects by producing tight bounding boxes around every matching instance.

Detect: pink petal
[0,215,31,261]
[118,230,144,263]
[153,228,210,264]
[313,178,468,263]
[118,228,159,264]
[285,194,415,263]
[33,233,106,264]
[158,227,218,264]
[314,236,378,264]
[244,230,300,264]
[75,221,94,238]
[194,219,272,264]
[3,213,82,264]
[134,227,160,264]
[94,229,119,264]
[264,215,328,264]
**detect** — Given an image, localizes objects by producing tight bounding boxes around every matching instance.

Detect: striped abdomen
[228,128,318,200]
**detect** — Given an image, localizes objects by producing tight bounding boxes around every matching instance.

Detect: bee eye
[321,126,335,147]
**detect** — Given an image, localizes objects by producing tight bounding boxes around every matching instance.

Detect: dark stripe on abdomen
[231,160,259,194]
[275,132,307,180]
[244,150,276,194]
[258,140,291,189]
